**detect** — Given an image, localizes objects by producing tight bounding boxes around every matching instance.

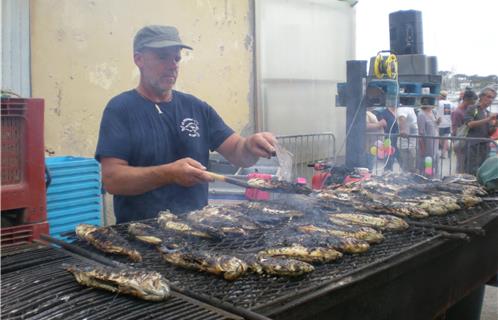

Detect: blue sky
[355,0,498,76]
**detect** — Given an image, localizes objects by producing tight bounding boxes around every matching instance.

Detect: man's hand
[217,132,277,168]
[244,132,277,159]
[165,158,212,187]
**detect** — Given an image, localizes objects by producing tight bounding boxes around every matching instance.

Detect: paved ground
[481,285,498,320]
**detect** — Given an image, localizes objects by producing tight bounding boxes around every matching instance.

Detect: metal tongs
[205,171,311,195]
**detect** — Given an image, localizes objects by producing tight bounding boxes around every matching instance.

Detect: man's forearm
[217,134,259,168]
[467,118,489,128]
[103,163,173,195]
[217,132,276,168]
[232,138,259,168]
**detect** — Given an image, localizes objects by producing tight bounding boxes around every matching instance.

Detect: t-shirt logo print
[180,118,201,137]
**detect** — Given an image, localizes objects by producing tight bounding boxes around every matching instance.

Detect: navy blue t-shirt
[376,108,399,143]
[95,90,234,223]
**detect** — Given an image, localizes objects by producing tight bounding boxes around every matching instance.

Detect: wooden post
[345,60,367,168]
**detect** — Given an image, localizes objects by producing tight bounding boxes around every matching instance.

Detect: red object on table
[343,172,371,185]
[245,173,272,201]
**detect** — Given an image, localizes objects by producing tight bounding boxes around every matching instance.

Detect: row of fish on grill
[66,173,488,301]
[67,206,408,300]
[314,173,487,218]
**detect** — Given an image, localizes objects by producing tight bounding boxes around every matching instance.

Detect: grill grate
[0,245,243,320]
[1,244,68,273]
[73,218,440,310]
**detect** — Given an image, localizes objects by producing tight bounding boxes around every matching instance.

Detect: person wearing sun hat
[95,25,277,223]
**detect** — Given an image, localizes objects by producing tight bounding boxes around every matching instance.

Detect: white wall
[255,0,356,141]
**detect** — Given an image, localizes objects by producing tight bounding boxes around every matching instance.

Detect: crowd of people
[366,87,497,176]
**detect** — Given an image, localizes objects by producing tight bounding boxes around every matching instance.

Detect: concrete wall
[30,0,254,157]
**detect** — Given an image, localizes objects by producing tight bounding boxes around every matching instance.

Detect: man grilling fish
[96,25,277,223]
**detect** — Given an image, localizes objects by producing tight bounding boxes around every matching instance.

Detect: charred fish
[128,223,163,245]
[157,246,247,280]
[328,213,409,231]
[157,211,211,238]
[76,224,142,262]
[65,264,170,301]
[296,223,384,244]
[258,244,342,263]
[245,254,315,277]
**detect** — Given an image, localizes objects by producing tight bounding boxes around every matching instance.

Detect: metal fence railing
[277,133,336,182]
[366,133,498,178]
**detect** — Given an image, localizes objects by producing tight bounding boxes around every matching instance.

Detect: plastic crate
[1,98,47,224]
[45,156,102,240]
[0,222,49,247]
[399,82,422,95]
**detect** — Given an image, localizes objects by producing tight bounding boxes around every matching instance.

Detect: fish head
[75,224,98,237]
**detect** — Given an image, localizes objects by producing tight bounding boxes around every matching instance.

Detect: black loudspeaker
[389,10,424,55]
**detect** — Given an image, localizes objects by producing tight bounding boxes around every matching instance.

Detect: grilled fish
[459,194,482,207]
[296,223,384,244]
[76,224,142,262]
[268,230,370,254]
[245,254,314,277]
[65,264,170,301]
[412,195,461,216]
[236,201,305,225]
[186,205,260,237]
[409,180,488,197]
[351,198,429,218]
[157,211,211,238]
[316,187,429,218]
[128,223,163,245]
[157,246,247,280]
[258,244,342,263]
[354,188,429,218]
[328,213,409,231]
[247,178,312,194]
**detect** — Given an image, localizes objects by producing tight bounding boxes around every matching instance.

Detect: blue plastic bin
[45,156,102,241]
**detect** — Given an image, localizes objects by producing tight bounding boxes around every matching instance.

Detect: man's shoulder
[174,90,207,106]
[397,106,414,114]
[106,90,138,110]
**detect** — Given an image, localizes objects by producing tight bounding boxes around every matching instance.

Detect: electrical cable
[380,77,400,171]
[336,95,365,157]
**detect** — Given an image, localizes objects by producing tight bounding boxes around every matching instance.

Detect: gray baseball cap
[133,25,192,52]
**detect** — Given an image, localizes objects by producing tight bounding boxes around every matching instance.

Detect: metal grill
[1,243,68,273]
[72,218,440,311]
[0,244,243,320]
